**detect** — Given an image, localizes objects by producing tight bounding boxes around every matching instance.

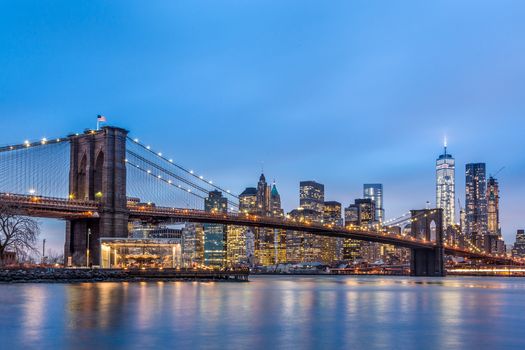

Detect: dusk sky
[1,1,524,251]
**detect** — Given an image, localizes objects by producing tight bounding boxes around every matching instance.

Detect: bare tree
[0,206,40,265]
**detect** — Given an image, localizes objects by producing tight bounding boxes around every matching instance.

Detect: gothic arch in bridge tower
[66,127,129,266]
[430,220,437,242]
[94,150,104,199]
[78,153,88,200]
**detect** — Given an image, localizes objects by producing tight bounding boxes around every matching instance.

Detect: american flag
[97,115,106,122]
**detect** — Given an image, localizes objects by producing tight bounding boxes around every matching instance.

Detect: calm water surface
[1,275,524,349]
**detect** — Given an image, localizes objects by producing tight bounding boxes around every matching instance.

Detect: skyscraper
[512,230,525,258]
[465,163,487,249]
[270,181,284,217]
[322,201,342,262]
[363,184,384,223]
[299,181,324,213]
[253,174,285,265]
[256,173,270,215]
[239,187,257,214]
[486,176,500,236]
[436,142,455,229]
[203,190,228,266]
[486,176,505,253]
[343,198,376,261]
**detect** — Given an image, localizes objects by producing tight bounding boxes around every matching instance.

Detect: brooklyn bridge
[0,126,517,276]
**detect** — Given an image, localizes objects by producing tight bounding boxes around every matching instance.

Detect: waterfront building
[436,143,455,229]
[364,184,384,224]
[204,190,228,266]
[182,223,204,267]
[465,163,488,250]
[226,225,248,266]
[299,181,325,213]
[512,230,525,258]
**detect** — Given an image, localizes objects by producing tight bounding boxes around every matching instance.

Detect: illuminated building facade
[299,181,325,213]
[465,163,487,249]
[364,184,384,224]
[270,182,284,217]
[344,198,375,261]
[204,190,228,266]
[487,176,500,235]
[226,225,248,266]
[486,176,505,253]
[286,208,323,263]
[239,187,257,213]
[256,173,271,215]
[322,201,342,262]
[436,144,455,229]
[182,223,204,267]
[512,230,525,258]
[241,176,286,266]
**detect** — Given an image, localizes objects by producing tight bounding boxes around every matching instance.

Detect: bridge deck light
[169,159,173,163]
[158,152,162,156]
[190,170,194,174]
[134,138,139,142]
[146,145,151,150]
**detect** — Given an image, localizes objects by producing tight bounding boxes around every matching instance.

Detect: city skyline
[1,1,524,250]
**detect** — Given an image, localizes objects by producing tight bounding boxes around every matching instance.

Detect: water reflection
[1,276,525,349]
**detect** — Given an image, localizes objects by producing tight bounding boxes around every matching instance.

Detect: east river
[1,276,524,349]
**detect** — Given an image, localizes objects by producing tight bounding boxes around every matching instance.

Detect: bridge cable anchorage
[126,136,238,198]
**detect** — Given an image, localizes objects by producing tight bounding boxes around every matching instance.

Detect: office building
[436,143,455,228]
[364,184,384,224]
[465,163,487,249]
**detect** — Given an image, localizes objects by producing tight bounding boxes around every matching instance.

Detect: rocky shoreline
[0,267,250,283]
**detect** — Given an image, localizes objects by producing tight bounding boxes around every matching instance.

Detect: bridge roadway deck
[0,194,517,263]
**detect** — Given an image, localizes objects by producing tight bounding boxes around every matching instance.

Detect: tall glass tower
[436,141,455,228]
[363,184,384,224]
[465,163,487,248]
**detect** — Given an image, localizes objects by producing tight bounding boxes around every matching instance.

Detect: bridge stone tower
[410,208,445,276]
[65,127,129,266]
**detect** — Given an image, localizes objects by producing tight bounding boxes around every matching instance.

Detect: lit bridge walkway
[0,192,518,265]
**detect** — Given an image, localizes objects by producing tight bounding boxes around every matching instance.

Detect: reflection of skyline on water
[1,276,524,349]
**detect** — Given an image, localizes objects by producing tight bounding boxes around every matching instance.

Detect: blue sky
[1,1,524,251]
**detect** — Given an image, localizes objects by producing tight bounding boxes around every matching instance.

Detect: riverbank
[0,267,249,283]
